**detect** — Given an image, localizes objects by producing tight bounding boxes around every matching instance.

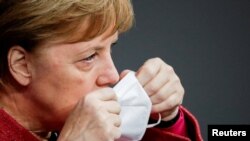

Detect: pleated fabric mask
[114,71,161,141]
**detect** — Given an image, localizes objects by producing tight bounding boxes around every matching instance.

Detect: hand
[57,88,121,141]
[135,58,184,121]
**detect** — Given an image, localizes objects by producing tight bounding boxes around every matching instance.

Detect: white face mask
[113,71,161,141]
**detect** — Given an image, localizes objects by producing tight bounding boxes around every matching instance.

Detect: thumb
[119,69,131,80]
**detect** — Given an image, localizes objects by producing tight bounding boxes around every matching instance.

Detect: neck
[0,88,45,133]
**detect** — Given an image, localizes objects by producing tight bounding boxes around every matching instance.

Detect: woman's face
[27,30,119,130]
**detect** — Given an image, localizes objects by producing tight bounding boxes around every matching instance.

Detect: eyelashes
[80,42,117,64]
[82,53,97,62]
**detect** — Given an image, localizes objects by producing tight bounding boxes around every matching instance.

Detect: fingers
[105,101,121,114]
[151,94,182,113]
[94,88,121,114]
[149,73,183,103]
[95,88,118,101]
[150,76,184,113]
[159,106,180,122]
[143,67,171,96]
[149,83,175,104]
[136,58,162,86]
[135,57,185,120]
[59,87,122,141]
[88,88,121,115]
[109,113,122,127]
[112,126,122,140]
[120,69,131,80]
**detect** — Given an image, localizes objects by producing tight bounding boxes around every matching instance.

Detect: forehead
[36,29,118,55]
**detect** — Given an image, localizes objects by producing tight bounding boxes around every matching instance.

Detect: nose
[96,54,119,86]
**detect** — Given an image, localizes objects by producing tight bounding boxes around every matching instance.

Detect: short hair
[0,0,134,83]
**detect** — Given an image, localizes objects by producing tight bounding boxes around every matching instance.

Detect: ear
[8,46,32,86]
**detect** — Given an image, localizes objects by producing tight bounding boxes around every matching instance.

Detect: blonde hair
[0,0,134,81]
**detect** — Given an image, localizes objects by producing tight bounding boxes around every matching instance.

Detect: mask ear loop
[146,113,161,128]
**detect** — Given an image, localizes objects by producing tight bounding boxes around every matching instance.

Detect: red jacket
[0,106,203,141]
[142,106,203,141]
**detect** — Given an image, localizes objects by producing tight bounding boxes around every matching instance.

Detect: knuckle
[146,57,155,63]
[174,74,180,80]
[166,65,174,73]
[144,65,156,77]
[165,100,177,110]
[172,75,180,84]
[152,57,163,62]
[153,57,163,62]
[146,57,162,64]
[146,57,164,66]
[173,77,185,96]
[146,84,158,94]
[117,104,121,114]
[180,86,185,96]
[83,95,94,107]
[156,94,166,103]
[174,77,181,85]
[116,117,122,127]
[111,101,121,112]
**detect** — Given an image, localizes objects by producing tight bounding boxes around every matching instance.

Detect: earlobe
[8,46,32,86]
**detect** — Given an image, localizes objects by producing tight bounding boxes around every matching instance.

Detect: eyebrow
[93,40,118,51]
[75,37,119,56]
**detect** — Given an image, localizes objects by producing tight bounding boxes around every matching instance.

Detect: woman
[0,0,202,140]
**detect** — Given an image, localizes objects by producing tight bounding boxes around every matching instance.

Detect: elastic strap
[146,113,161,128]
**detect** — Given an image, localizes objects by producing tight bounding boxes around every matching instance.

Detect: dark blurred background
[112,0,250,140]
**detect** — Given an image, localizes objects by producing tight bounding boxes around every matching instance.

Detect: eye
[111,42,117,47]
[82,53,97,62]
[110,42,117,54]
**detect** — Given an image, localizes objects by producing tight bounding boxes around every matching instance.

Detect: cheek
[49,70,96,107]
[50,72,97,122]
[29,52,102,126]
[64,77,94,100]
[30,64,97,118]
